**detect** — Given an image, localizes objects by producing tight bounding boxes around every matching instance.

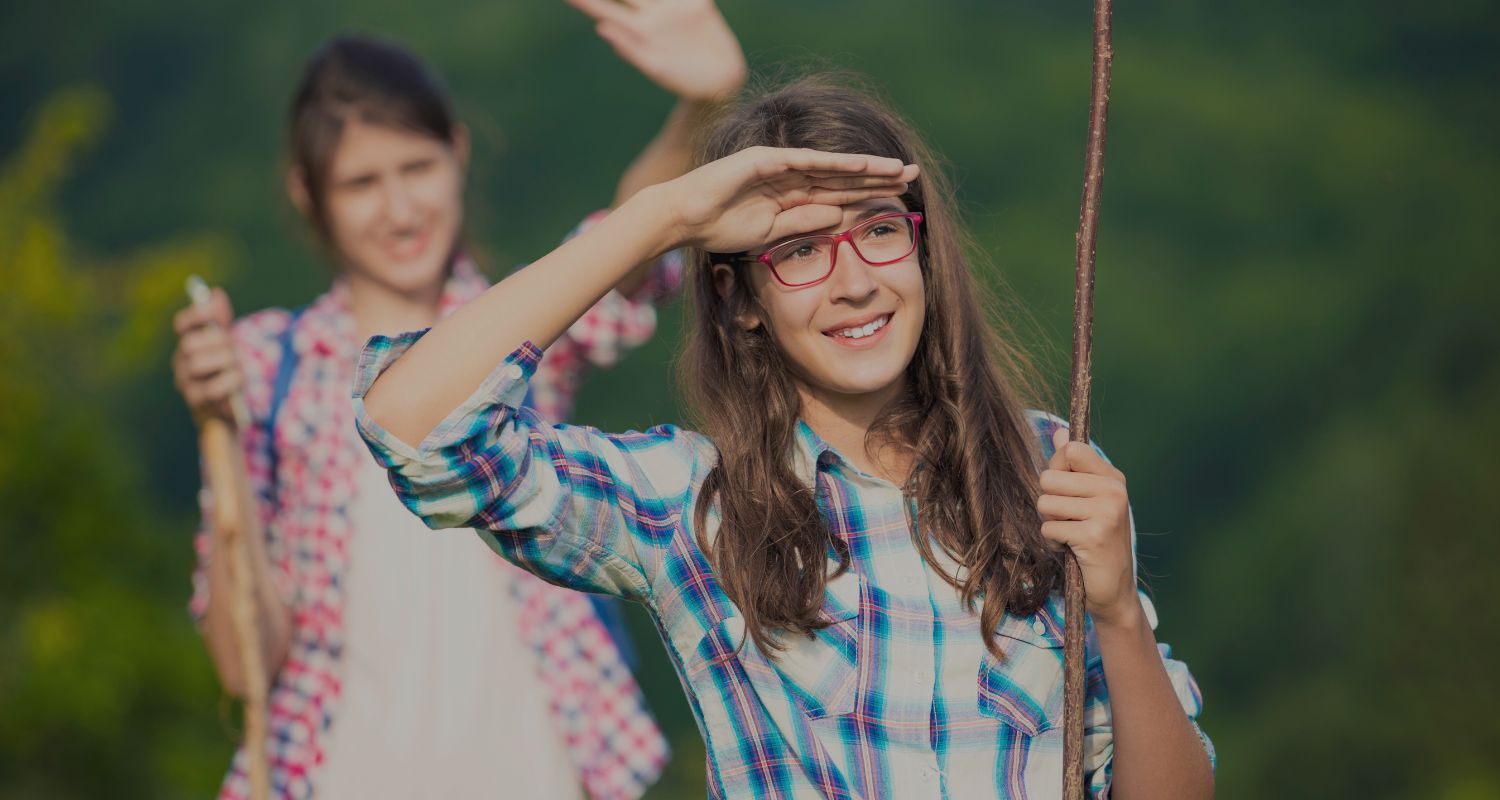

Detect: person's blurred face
[319,118,465,296]
[742,198,926,410]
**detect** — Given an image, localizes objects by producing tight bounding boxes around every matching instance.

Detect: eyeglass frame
[742,211,925,288]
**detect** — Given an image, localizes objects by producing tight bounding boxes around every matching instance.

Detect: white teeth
[835,314,889,339]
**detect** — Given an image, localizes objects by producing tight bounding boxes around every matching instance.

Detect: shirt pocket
[977,610,1066,737]
[766,566,863,719]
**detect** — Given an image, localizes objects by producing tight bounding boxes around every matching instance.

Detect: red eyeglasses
[753,212,924,288]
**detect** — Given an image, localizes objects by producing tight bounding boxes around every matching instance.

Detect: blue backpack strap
[588,594,640,671]
[264,306,307,511]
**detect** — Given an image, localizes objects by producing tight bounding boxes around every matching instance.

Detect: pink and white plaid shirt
[190,216,682,800]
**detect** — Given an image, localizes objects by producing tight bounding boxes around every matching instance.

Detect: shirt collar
[299,255,490,359]
[794,418,926,493]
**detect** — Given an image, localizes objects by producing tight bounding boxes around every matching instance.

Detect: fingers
[177,324,233,362]
[1039,519,1091,549]
[764,176,910,210]
[177,341,239,381]
[174,350,243,410]
[174,287,234,334]
[566,0,631,25]
[765,205,845,243]
[188,368,244,409]
[1036,491,1095,522]
[594,19,644,51]
[766,173,912,193]
[799,185,909,208]
[1048,426,1124,480]
[1039,467,1123,501]
[172,302,242,416]
[744,146,915,181]
[785,149,911,177]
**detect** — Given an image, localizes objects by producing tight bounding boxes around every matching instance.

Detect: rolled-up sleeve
[353,331,709,602]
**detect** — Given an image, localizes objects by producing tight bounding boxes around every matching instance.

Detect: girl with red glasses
[354,75,1214,798]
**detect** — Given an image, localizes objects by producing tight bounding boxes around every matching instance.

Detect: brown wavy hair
[681,74,1065,660]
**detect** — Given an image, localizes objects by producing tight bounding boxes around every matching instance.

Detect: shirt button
[506,363,524,380]
[1032,619,1047,636]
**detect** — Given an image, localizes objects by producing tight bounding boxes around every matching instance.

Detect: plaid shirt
[353,338,1214,800]
[190,215,680,800]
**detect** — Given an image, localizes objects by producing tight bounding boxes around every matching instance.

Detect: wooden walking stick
[1062,0,1114,796]
[187,276,271,800]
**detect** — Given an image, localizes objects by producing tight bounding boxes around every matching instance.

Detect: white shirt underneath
[315,445,582,800]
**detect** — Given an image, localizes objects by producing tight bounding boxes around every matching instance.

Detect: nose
[382,177,420,227]
[825,240,878,303]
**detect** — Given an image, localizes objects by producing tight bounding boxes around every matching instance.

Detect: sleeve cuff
[353,330,544,462]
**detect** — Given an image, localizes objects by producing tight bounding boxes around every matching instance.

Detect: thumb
[1049,425,1071,469]
[209,288,235,328]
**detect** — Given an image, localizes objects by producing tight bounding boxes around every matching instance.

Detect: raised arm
[361,146,919,446]
[568,0,746,295]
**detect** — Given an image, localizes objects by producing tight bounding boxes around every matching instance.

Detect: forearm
[199,436,293,696]
[611,100,714,297]
[364,186,677,445]
[1095,600,1214,799]
[614,99,713,207]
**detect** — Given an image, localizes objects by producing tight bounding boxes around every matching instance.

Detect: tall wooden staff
[1062,0,1114,796]
[187,276,271,800]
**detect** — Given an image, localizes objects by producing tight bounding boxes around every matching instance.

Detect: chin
[373,255,451,294]
[813,364,909,398]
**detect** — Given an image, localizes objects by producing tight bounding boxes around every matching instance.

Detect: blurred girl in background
[170,2,747,797]
[355,76,1215,798]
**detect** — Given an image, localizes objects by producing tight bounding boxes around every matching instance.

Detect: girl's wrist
[622,182,690,255]
[1091,591,1149,635]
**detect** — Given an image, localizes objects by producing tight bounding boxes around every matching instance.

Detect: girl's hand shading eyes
[658,146,920,254]
[1037,427,1143,630]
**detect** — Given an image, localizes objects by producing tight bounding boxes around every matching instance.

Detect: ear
[711,261,763,332]
[450,123,471,172]
[286,166,313,218]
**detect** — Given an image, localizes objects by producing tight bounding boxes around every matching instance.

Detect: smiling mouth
[384,228,432,261]
[824,313,892,340]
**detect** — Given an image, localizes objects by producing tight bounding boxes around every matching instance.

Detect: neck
[797,378,913,485]
[345,270,445,342]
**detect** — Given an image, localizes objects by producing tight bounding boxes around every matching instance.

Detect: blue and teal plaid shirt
[354,336,1212,799]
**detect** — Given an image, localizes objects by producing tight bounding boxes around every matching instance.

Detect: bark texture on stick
[201,420,270,800]
[1064,0,1114,797]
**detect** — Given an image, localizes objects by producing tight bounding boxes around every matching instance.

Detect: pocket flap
[978,607,1067,736]
[995,607,1065,649]
[817,562,861,624]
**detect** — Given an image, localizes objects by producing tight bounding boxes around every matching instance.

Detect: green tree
[0,87,239,799]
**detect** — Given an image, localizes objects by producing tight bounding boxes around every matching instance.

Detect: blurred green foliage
[0,88,239,797]
[1,1,1497,798]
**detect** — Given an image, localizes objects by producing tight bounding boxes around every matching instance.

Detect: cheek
[757,289,822,344]
[324,194,381,250]
[417,166,465,221]
[894,265,926,327]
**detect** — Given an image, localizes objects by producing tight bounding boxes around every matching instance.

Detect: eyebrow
[734,204,910,260]
[854,204,905,222]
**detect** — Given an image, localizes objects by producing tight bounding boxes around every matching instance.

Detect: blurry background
[2,0,1497,797]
